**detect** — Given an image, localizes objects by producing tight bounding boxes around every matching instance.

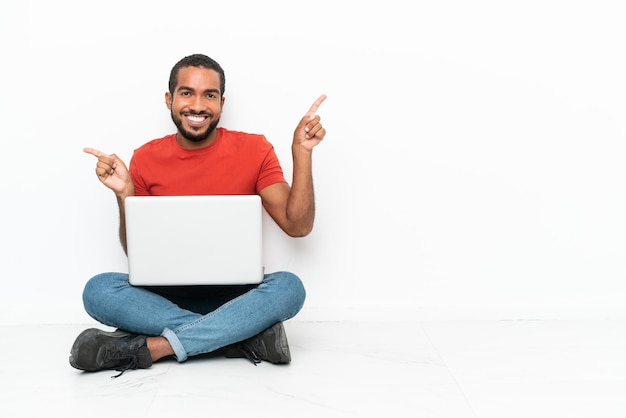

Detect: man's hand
[293,94,327,151]
[83,147,133,197]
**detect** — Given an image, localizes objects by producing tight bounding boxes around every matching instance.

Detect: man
[69,53,326,376]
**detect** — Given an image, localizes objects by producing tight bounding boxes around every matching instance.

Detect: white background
[1,0,625,324]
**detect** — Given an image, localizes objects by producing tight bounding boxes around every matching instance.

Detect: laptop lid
[125,195,264,286]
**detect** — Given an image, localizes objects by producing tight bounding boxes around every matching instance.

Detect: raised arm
[83,147,135,254]
[260,95,327,237]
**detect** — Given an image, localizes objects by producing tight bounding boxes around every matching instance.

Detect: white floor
[3,319,626,417]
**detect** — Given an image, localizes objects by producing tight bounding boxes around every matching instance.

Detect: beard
[171,111,220,143]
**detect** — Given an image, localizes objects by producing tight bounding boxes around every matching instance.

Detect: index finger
[305,94,327,117]
[83,147,108,158]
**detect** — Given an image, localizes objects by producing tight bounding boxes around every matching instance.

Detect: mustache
[186,110,211,116]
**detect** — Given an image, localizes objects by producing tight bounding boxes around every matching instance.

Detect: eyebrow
[177,85,221,95]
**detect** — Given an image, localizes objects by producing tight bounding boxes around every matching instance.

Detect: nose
[190,95,205,112]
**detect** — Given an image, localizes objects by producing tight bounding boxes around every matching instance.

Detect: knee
[82,272,128,313]
[269,271,306,312]
[287,272,306,305]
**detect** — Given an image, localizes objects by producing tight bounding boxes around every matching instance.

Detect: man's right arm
[115,188,134,254]
[83,147,135,254]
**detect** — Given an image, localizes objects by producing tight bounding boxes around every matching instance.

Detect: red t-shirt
[129,127,287,196]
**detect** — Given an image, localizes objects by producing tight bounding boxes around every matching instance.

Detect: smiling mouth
[186,114,208,124]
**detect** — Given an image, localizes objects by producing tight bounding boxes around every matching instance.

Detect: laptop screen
[125,195,264,286]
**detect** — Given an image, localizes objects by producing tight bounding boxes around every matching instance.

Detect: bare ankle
[146,336,175,361]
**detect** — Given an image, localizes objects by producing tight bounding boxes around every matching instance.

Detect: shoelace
[111,358,138,378]
[101,349,140,378]
[234,344,262,366]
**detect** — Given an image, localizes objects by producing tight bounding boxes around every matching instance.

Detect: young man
[69,54,326,376]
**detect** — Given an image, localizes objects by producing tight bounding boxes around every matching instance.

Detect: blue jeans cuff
[162,328,187,362]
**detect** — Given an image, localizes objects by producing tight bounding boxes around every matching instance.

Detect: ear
[165,92,172,109]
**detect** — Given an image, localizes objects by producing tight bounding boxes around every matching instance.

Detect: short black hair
[168,54,226,96]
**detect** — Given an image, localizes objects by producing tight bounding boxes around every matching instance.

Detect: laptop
[125,195,264,286]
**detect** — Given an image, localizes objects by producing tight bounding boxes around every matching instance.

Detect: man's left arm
[260,95,327,237]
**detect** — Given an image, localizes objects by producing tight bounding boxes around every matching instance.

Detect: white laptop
[125,195,264,286]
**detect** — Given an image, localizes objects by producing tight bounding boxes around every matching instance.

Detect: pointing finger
[83,147,108,158]
[305,94,327,118]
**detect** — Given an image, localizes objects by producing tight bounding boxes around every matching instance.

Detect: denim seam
[174,292,244,334]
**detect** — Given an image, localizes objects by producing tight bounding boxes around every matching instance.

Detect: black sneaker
[224,322,291,365]
[69,328,152,377]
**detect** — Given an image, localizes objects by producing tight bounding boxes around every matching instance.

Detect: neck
[176,129,219,150]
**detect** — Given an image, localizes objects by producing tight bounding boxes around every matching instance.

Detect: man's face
[166,66,224,145]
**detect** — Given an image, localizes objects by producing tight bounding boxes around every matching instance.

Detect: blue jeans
[82,271,306,362]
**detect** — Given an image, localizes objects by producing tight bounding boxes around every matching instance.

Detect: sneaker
[69,328,152,377]
[224,322,291,365]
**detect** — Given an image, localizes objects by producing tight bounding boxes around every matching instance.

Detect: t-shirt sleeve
[256,139,287,193]
[129,154,150,196]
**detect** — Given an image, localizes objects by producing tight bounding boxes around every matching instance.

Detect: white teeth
[188,116,205,122]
